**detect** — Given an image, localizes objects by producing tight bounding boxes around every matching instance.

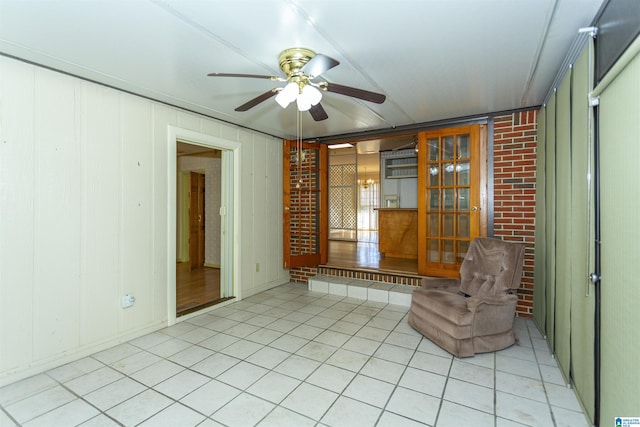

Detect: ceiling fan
[207,47,386,121]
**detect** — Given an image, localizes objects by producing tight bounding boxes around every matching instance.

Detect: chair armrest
[466,294,518,336]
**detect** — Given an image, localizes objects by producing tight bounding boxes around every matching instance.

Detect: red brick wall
[290,109,539,317]
[493,110,538,317]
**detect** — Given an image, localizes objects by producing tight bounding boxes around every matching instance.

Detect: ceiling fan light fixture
[296,84,322,111]
[275,82,298,108]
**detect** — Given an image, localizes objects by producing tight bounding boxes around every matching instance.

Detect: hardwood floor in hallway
[176,263,224,316]
[326,239,418,275]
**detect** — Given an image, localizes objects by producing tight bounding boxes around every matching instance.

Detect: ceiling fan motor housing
[278,47,316,80]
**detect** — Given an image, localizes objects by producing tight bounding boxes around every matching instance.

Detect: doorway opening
[326,136,418,273]
[168,127,240,326]
[175,146,229,316]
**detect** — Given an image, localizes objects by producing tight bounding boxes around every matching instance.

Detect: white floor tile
[399,367,447,398]
[5,386,76,424]
[190,352,240,378]
[77,414,121,426]
[443,378,494,413]
[436,400,494,427]
[449,359,494,388]
[46,358,104,384]
[269,333,309,353]
[551,405,591,427]
[377,411,428,427]
[306,364,356,393]
[360,357,406,385]
[384,331,422,350]
[273,354,321,380]
[212,393,275,427]
[496,391,554,426]
[109,351,162,375]
[495,371,547,403]
[343,374,395,408]
[374,343,415,365]
[137,402,205,427]
[64,367,124,396]
[106,389,173,427]
[0,374,58,406]
[23,399,100,427]
[246,371,300,404]
[167,345,214,367]
[153,369,210,400]
[129,360,184,387]
[246,346,291,369]
[342,336,381,356]
[295,341,338,362]
[321,396,382,427]
[386,386,440,425]
[256,406,316,427]
[281,383,338,421]
[216,361,268,390]
[409,351,452,376]
[179,379,240,416]
[325,348,370,372]
[219,339,263,359]
[84,377,146,411]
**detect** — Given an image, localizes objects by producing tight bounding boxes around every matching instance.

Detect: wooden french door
[417,125,484,277]
[283,140,328,268]
[189,171,205,269]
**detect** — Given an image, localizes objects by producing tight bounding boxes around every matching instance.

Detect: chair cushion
[459,237,525,296]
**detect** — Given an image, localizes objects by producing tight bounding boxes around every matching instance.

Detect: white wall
[0,56,289,386]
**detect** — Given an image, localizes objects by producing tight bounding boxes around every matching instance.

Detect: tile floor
[0,282,590,427]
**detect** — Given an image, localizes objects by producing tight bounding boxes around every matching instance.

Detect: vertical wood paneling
[599,43,640,423]
[0,58,36,371]
[80,82,121,344]
[0,57,289,386]
[151,104,179,320]
[253,135,268,285]
[32,69,81,360]
[119,97,154,329]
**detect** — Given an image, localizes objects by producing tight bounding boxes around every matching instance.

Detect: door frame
[167,126,240,326]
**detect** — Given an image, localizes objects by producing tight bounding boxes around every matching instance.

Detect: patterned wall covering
[329,164,357,230]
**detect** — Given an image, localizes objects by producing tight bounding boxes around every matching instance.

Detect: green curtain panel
[598,37,640,423]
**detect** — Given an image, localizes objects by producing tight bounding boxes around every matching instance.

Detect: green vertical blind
[534,42,596,424]
[597,37,640,423]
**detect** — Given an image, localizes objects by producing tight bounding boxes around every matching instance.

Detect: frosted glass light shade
[275,82,298,108]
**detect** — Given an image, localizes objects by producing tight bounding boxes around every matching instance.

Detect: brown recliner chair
[408,237,525,357]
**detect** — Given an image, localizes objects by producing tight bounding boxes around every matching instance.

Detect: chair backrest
[459,238,525,296]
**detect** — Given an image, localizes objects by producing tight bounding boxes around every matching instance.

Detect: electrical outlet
[121,294,135,308]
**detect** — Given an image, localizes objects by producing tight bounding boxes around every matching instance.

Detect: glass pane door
[418,125,481,277]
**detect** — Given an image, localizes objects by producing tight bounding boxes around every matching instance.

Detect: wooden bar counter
[376,208,418,259]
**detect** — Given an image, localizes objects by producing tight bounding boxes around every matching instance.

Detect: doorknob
[471,206,478,212]
[285,206,290,211]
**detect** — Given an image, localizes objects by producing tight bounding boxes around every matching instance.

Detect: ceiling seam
[286,0,412,126]
[520,0,560,107]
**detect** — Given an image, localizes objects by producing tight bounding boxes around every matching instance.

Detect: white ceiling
[0,0,604,140]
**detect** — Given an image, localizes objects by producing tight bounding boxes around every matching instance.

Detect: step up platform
[308,274,417,307]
